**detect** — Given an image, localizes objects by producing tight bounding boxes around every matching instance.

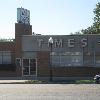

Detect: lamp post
[48,37,53,81]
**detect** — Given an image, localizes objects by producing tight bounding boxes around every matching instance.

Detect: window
[51,52,82,67]
[3,56,11,64]
[83,52,94,66]
[95,56,100,67]
[16,58,21,67]
[23,59,29,66]
[0,51,11,64]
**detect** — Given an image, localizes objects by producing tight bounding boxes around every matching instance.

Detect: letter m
[55,39,62,48]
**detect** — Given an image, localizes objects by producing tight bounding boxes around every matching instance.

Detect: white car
[94,74,100,84]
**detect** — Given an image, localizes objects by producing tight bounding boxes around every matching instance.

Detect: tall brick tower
[15,7,32,76]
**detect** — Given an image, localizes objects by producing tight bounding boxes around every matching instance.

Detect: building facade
[0,8,100,80]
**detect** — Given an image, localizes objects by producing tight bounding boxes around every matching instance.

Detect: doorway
[22,58,37,76]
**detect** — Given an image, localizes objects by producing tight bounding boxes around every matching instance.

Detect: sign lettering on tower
[17,7,30,25]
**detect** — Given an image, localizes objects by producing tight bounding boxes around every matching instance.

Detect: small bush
[25,80,42,84]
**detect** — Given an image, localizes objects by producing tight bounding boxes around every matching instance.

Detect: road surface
[0,84,100,100]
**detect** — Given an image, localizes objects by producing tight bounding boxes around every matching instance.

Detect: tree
[72,2,100,35]
[93,2,100,33]
[81,25,97,34]
[82,2,100,34]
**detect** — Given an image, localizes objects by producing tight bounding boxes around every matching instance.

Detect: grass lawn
[23,79,95,84]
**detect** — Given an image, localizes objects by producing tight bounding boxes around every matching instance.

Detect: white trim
[22,59,23,77]
[29,59,30,75]
[36,58,37,77]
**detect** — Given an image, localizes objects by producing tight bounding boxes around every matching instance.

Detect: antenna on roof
[17,0,22,8]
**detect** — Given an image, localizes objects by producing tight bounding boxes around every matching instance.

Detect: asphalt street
[0,84,100,100]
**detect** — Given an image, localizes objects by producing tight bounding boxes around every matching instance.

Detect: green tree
[81,25,97,34]
[72,2,100,35]
[82,2,100,34]
[93,2,100,33]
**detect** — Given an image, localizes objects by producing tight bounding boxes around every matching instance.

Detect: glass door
[22,59,36,76]
[30,59,36,75]
[22,59,30,75]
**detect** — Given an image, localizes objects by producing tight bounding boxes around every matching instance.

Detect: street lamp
[48,37,53,81]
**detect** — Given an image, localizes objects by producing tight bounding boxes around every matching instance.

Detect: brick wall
[15,23,32,76]
[0,42,16,76]
[37,51,50,77]
[15,23,32,36]
[52,67,100,77]
[37,51,100,77]
[0,42,15,63]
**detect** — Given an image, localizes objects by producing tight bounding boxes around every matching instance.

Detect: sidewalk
[0,80,27,84]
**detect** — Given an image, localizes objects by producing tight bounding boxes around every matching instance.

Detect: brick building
[0,8,100,80]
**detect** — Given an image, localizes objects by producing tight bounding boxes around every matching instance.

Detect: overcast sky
[0,0,99,38]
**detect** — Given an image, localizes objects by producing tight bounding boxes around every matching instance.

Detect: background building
[0,7,100,80]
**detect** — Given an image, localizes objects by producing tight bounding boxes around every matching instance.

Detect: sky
[0,0,99,38]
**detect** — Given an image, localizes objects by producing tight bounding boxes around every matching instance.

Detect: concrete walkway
[0,76,37,83]
[0,80,27,83]
[0,76,37,80]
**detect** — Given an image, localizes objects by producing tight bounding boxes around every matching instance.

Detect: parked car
[94,74,100,84]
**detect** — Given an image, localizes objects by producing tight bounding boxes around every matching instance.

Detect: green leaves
[93,2,100,34]
[73,2,100,35]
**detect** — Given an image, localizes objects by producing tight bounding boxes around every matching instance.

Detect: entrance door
[22,59,36,76]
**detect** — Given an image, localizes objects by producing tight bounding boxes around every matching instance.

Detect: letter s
[81,38,87,47]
